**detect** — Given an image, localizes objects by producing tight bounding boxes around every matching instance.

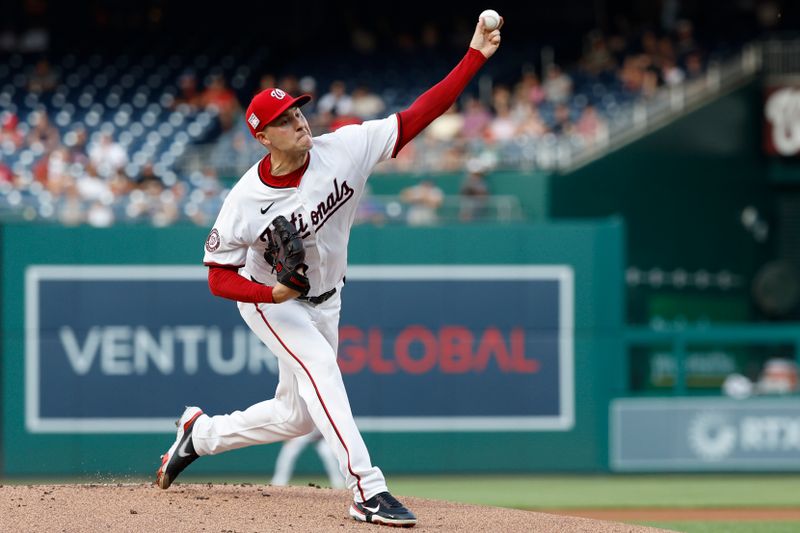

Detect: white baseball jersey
[203,115,399,296]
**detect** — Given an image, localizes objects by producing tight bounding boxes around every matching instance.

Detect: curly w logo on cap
[245,88,311,137]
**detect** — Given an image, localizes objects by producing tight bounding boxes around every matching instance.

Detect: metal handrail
[625,323,800,395]
[361,194,524,224]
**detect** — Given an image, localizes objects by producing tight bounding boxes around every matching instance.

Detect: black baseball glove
[264,215,310,296]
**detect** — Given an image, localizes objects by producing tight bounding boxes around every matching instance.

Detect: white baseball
[480,9,501,31]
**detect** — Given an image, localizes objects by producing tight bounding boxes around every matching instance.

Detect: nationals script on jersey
[203,115,399,297]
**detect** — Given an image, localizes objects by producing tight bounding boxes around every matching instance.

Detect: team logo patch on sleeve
[205,228,220,252]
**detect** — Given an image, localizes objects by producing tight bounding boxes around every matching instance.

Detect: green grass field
[291,474,800,533]
[377,474,800,509]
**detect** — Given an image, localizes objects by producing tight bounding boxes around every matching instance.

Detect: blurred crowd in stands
[0,11,730,226]
[1,104,222,227]
[203,17,711,176]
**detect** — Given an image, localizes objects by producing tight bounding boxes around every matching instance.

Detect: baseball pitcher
[156,13,503,528]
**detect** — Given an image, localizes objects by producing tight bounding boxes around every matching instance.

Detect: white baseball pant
[190,291,386,502]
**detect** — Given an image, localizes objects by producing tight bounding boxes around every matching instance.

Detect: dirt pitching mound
[1,483,671,532]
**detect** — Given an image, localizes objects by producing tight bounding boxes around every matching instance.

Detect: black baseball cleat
[349,491,417,527]
[155,406,203,489]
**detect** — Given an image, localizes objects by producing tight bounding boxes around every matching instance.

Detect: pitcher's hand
[469,14,504,59]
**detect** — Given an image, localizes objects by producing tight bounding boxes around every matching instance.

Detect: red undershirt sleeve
[394,47,487,155]
[208,266,274,303]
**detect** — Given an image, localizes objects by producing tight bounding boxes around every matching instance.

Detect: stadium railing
[626,323,800,395]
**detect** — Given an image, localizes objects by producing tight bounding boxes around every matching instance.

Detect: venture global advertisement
[25,265,574,433]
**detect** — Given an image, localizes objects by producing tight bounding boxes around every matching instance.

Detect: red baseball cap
[245,88,311,137]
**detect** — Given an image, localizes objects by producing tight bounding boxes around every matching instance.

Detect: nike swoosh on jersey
[260,202,275,215]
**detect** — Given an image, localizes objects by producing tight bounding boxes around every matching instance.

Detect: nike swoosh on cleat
[260,202,275,215]
[177,437,193,458]
[363,504,380,513]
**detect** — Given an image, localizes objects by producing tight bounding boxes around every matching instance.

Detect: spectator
[640,30,659,58]
[461,96,492,140]
[87,199,115,227]
[108,169,135,201]
[278,75,301,97]
[400,180,444,226]
[258,73,277,91]
[298,75,319,117]
[57,182,84,226]
[219,128,258,170]
[174,73,202,110]
[620,55,647,93]
[684,51,704,81]
[459,165,490,221]
[675,19,699,60]
[756,358,799,395]
[581,31,615,76]
[543,64,572,104]
[661,57,685,86]
[27,58,58,94]
[197,166,221,195]
[514,71,545,107]
[492,85,512,111]
[418,136,464,172]
[487,104,516,143]
[317,80,354,117]
[201,74,241,131]
[0,112,24,150]
[26,110,60,153]
[515,104,549,139]
[574,105,608,146]
[45,148,70,195]
[552,103,574,136]
[426,103,464,142]
[354,185,386,226]
[88,132,127,178]
[128,171,168,223]
[351,85,385,120]
[32,151,49,183]
[0,162,13,184]
[657,36,677,67]
[64,125,90,166]
[641,68,660,99]
[136,162,160,186]
[607,31,629,65]
[76,163,111,203]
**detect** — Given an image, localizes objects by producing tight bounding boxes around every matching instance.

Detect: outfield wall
[1,220,625,476]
